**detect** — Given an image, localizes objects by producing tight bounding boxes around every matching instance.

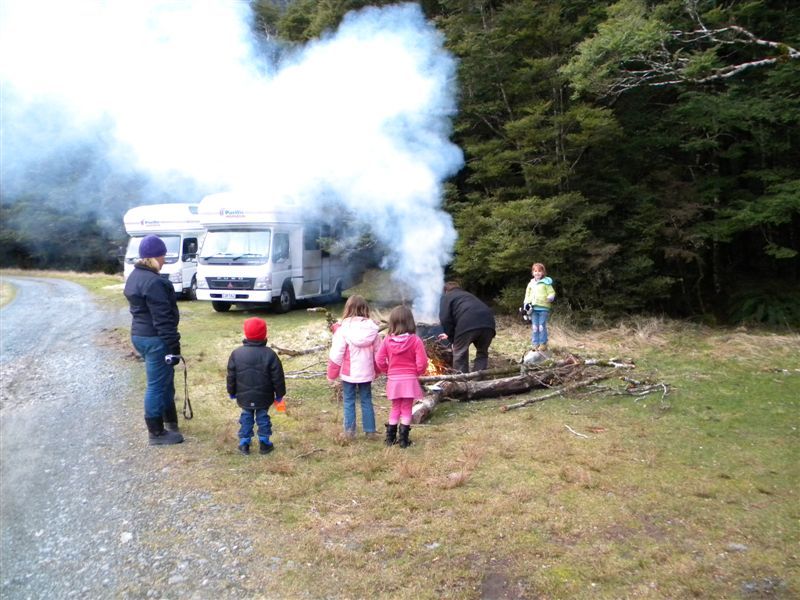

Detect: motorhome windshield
[125,235,181,264]
[199,229,271,265]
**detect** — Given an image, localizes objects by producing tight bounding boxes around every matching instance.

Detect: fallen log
[411,391,443,424]
[438,371,562,401]
[500,372,612,412]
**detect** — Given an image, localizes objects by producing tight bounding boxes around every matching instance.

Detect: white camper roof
[123,203,203,235]
[198,192,303,227]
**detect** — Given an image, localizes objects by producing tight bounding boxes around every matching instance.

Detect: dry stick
[273,344,327,356]
[418,364,521,384]
[564,424,589,438]
[295,359,325,372]
[583,358,636,369]
[500,373,612,412]
[285,372,326,379]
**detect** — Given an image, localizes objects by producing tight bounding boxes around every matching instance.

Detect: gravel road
[1,277,272,599]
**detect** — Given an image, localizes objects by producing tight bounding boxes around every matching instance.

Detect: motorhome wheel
[184,276,197,301]
[212,301,232,313]
[275,284,295,313]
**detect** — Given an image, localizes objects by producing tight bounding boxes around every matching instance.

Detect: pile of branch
[412,353,656,424]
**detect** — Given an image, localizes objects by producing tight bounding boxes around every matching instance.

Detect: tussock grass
[54,272,800,598]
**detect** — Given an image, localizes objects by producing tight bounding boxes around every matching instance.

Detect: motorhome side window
[182,238,198,259]
[273,233,290,262]
[303,227,321,251]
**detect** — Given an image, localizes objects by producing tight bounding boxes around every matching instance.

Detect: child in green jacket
[523,263,556,351]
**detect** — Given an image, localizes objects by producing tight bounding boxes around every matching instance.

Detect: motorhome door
[271,231,292,300]
[301,227,323,296]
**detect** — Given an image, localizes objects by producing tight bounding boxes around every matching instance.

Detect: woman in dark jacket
[438,281,496,373]
[124,234,184,445]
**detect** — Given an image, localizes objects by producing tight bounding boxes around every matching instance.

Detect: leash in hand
[166,354,193,420]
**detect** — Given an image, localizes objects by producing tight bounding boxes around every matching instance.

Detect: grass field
[5,270,798,598]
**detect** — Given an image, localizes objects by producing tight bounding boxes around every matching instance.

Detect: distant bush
[728,285,800,328]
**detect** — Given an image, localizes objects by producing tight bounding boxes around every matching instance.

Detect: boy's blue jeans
[239,409,272,445]
[342,381,376,434]
[530,310,550,347]
[132,335,175,420]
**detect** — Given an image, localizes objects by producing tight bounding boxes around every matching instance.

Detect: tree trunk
[438,372,559,401]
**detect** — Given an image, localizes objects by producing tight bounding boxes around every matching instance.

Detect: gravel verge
[1,276,273,599]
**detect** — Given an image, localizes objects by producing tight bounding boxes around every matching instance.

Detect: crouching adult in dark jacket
[438,281,496,373]
[227,317,286,456]
[124,235,184,445]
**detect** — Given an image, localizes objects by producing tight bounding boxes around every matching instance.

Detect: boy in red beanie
[227,317,286,455]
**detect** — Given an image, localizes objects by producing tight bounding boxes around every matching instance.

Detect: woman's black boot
[145,417,184,446]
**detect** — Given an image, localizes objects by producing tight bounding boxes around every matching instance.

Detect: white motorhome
[123,203,204,299]
[195,192,348,313]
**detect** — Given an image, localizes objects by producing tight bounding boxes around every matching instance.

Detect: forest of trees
[2,0,798,325]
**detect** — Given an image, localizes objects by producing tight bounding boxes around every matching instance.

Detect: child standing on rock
[327,295,382,439]
[227,317,286,455]
[375,305,428,448]
[523,262,556,352]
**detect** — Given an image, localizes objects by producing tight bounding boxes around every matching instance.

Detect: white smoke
[0,1,462,319]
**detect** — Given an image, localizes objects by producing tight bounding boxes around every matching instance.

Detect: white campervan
[123,203,204,299]
[195,192,348,313]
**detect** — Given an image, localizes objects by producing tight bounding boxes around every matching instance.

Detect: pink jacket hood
[327,317,381,383]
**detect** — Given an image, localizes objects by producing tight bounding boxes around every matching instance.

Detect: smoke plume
[0,1,463,319]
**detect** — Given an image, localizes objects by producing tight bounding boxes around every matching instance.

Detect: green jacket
[524,276,555,310]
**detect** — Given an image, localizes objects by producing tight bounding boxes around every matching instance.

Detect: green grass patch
[66,272,800,597]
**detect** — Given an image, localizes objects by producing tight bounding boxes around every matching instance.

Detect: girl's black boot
[398,424,412,448]
[384,423,398,446]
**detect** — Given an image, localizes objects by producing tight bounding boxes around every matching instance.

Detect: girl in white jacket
[327,295,382,437]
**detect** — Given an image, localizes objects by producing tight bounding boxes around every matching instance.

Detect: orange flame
[424,357,447,376]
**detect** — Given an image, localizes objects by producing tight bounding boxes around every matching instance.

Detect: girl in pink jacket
[327,295,382,438]
[375,305,428,448]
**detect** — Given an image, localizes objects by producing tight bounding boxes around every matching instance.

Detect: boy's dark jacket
[227,340,286,410]
[124,263,181,354]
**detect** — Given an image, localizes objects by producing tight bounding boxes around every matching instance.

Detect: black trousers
[452,328,495,373]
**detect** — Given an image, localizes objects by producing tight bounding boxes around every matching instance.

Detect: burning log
[418,364,521,384]
[419,331,454,377]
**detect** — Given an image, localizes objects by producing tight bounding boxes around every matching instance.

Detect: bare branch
[595,3,799,99]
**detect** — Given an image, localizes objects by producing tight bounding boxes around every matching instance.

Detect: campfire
[288,308,669,429]
[424,355,449,377]
[416,322,454,376]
